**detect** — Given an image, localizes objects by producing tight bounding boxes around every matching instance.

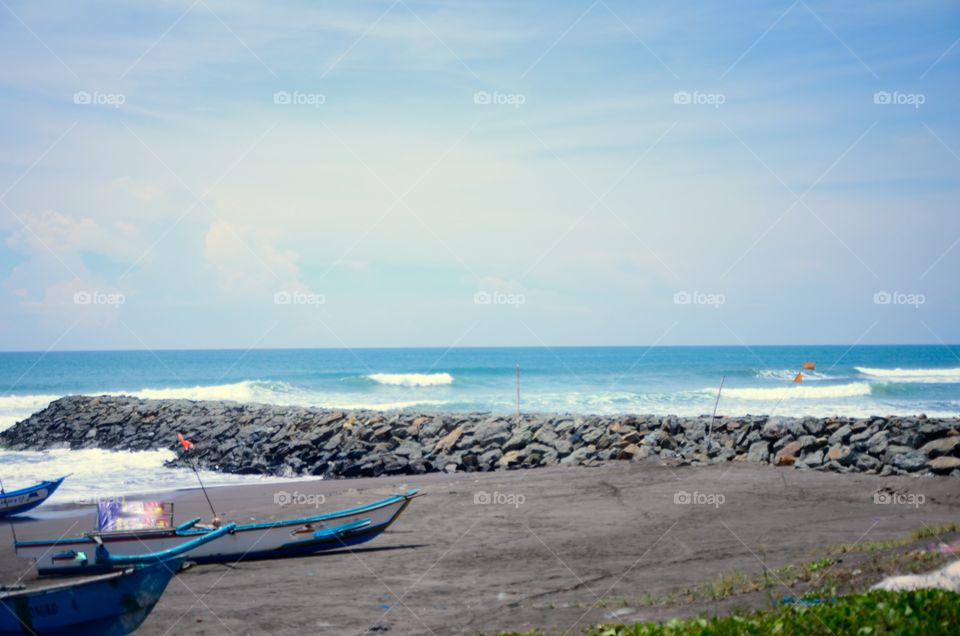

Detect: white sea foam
[0,448,294,506]
[0,393,64,431]
[755,369,836,381]
[708,382,872,401]
[855,367,960,383]
[367,373,454,387]
[1,381,452,430]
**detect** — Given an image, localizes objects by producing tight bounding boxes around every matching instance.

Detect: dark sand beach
[3,460,957,635]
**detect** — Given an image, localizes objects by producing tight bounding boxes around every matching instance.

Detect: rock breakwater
[2,396,958,478]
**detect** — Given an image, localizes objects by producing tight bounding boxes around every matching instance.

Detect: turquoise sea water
[2,345,959,427]
[1,345,959,501]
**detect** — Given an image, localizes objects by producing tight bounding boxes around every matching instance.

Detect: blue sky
[1,0,958,350]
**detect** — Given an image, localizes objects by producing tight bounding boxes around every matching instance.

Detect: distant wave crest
[855,366,960,383]
[710,382,872,401]
[755,369,836,381]
[366,373,454,387]
[126,380,293,402]
[1,380,454,430]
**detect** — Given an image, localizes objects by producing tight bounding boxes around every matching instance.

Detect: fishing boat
[0,476,68,518]
[17,489,421,575]
[0,524,235,636]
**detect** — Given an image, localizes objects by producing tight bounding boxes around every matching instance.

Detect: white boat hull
[17,490,418,575]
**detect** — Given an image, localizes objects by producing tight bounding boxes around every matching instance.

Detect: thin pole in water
[516,363,521,419]
[709,375,725,437]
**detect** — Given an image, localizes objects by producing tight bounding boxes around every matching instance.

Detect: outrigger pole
[177,433,218,522]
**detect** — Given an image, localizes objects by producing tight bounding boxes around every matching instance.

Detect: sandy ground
[2,460,959,635]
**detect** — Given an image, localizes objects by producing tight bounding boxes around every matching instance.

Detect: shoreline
[3,462,958,634]
[3,395,959,479]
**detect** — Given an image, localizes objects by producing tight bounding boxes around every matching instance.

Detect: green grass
[582,589,960,636]
[826,522,959,555]
[572,523,958,611]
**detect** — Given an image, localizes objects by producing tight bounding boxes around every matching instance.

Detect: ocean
[1,345,958,503]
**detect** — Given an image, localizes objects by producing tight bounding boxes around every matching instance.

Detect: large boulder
[920,436,960,458]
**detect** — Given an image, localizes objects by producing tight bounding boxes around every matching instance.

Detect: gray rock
[828,424,852,446]
[797,449,824,468]
[891,451,928,472]
[866,431,889,456]
[746,440,770,463]
[920,436,960,458]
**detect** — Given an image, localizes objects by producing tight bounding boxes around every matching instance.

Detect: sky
[0,0,958,351]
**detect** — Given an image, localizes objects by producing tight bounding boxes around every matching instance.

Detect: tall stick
[709,375,725,437]
[516,363,521,419]
[189,461,218,521]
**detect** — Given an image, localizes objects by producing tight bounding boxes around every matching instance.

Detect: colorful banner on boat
[97,500,174,531]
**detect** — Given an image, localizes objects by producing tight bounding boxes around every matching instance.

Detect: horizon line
[1,343,959,355]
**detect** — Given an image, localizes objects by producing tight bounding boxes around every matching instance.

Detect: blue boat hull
[0,558,180,636]
[0,477,67,518]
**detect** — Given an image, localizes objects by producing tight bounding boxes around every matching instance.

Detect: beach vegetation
[581,589,960,635]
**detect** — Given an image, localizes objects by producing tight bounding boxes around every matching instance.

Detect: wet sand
[2,461,958,635]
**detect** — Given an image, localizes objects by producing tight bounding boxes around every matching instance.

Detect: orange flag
[803,361,816,370]
[793,372,804,384]
[177,432,194,451]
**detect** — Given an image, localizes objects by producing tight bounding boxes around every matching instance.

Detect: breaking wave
[855,367,960,383]
[366,373,454,387]
[709,382,872,400]
[0,447,294,505]
[755,369,836,381]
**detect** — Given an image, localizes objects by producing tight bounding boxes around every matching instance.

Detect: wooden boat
[0,560,179,636]
[0,524,235,636]
[0,477,67,518]
[18,489,421,575]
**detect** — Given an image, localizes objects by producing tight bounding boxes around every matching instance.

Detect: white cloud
[203,221,305,296]
[6,209,143,264]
